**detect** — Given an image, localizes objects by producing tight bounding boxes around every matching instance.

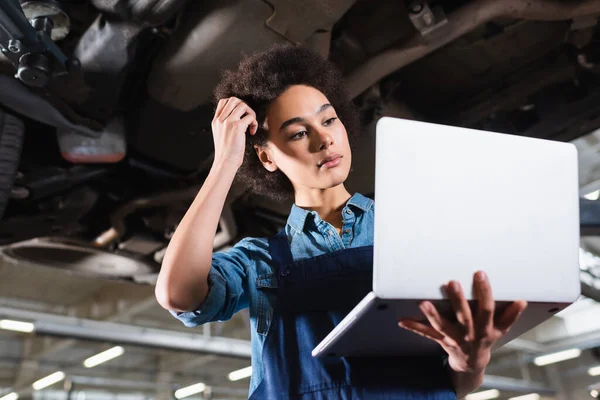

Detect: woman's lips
[319,155,342,169]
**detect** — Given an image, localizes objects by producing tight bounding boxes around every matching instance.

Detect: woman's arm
[155,163,238,312]
[155,97,258,312]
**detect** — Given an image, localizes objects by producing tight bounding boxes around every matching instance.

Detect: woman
[155,44,527,399]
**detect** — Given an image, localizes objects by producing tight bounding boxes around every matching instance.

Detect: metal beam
[4,375,250,400]
[18,293,162,375]
[488,328,600,373]
[0,306,252,358]
[345,0,600,99]
[481,375,556,395]
[68,375,249,397]
[12,337,43,389]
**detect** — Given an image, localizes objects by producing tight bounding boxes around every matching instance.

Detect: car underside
[1,0,600,283]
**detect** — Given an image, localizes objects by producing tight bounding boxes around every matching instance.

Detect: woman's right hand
[211,97,258,169]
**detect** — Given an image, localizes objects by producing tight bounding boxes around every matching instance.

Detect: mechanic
[155,44,527,399]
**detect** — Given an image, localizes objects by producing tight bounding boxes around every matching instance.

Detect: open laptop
[312,117,581,358]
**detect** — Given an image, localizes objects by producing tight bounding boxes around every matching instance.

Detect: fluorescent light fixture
[591,389,599,398]
[174,383,206,399]
[0,393,18,400]
[228,366,252,381]
[585,190,600,200]
[83,346,124,368]
[589,366,600,376]
[465,389,500,400]
[0,319,34,333]
[533,348,581,366]
[32,371,66,390]
[508,394,540,400]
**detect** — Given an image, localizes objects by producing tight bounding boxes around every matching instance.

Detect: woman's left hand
[398,271,527,373]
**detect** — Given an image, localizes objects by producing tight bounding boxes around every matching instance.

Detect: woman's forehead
[267,85,331,124]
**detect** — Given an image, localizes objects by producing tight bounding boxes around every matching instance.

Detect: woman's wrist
[448,367,485,399]
[211,157,241,178]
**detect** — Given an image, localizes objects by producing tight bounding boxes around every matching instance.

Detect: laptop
[312,117,581,358]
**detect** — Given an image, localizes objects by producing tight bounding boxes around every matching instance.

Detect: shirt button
[345,209,352,215]
[344,229,351,234]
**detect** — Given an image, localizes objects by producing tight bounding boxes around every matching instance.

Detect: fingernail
[398,322,406,328]
[450,281,460,291]
[420,302,431,312]
[476,271,487,281]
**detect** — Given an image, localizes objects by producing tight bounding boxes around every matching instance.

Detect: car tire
[0,109,25,218]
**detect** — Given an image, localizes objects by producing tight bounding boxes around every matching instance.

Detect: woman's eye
[291,131,308,140]
[323,117,337,126]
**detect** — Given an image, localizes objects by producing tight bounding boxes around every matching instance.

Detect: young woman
[155,44,527,399]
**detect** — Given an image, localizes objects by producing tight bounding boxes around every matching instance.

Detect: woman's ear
[254,145,278,172]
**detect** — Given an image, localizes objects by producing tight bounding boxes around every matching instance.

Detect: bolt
[10,187,30,199]
[408,0,424,14]
[66,57,81,72]
[422,12,434,26]
[8,39,22,53]
[578,53,595,70]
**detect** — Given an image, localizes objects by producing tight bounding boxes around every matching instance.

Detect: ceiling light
[589,366,600,376]
[591,389,599,398]
[174,383,206,399]
[465,389,500,400]
[32,371,66,390]
[533,348,581,366]
[0,319,34,333]
[228,366,252,381]
[83,346,124,368]
[585,190,600,200]
[508,394,540,400]
[0,393,18,400]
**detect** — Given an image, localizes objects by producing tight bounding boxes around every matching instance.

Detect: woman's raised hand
[211,97,258,169]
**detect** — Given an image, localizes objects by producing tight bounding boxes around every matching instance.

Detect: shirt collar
[346,192,374,212]
[287,193,373,233]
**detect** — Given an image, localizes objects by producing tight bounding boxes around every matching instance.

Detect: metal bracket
[0,0,76,86]
[407,0,447,36]
[580,199,600,235]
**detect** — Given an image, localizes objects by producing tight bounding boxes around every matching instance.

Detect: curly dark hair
[213,44,360,202]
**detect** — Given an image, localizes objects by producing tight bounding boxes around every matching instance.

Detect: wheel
[0,109,25,218]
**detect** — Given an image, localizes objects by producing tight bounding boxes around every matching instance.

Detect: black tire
[0,109,25,218]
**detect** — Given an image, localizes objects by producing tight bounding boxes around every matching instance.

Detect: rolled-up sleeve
[169,238,258,327]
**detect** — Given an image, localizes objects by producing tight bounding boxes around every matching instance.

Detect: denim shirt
[170,193,375,396]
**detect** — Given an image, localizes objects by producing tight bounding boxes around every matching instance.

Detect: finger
[474,271,495,342]
[495,300,527,332]
[219,98,243,121]
[229,103,255,121]
[214,98,228,119]
[420,301,462,345]
[231,106,258,135]
[399,320,444,343]
[249,117,258,135]
[447,281,475,341]
[240,113,259,134]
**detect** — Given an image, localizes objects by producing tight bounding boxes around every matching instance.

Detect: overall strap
[267,229,294,267]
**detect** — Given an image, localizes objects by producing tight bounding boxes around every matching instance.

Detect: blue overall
[249,230,457,400]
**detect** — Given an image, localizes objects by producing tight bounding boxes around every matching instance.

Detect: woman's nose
[315,129,334,151]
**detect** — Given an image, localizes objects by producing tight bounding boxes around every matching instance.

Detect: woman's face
[257,85,352,193]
